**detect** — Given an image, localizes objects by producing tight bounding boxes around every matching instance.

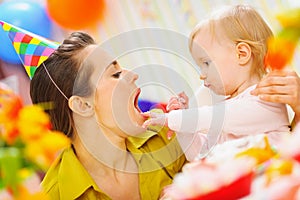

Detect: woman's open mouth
[134,88,142,113]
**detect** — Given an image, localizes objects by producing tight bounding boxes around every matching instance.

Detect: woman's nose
[131,72,139,82]
[124,69,139,82]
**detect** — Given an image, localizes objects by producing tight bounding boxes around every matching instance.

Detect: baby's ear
[68,96,94,117]
[235,42,252,65]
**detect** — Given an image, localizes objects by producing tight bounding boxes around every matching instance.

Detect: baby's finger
[168,97,179,104]
[167,129,175,140]
[142,117,167,128]
[142,119,152,128]
[167,103,181,111]
[142,111,165,118]
[178,97,186,104]
[178,92,188,102]
[141,111,151,118]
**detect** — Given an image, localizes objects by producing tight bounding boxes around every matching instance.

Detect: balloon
[0,1,53,64]
[138,99,156,112]
[138,99,167,112]
[46,0,105,30]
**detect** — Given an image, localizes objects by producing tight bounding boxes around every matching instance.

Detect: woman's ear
[235,42,252,65]
[68,96,94,117]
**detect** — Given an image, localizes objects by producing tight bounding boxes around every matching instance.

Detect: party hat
[0,20,60,79]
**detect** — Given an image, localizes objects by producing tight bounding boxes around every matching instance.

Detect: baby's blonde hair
[189,4,273,78]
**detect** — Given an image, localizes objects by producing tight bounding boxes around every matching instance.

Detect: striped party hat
[0,20,59,79]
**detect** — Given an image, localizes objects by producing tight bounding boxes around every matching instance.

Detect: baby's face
[190,26,244,96]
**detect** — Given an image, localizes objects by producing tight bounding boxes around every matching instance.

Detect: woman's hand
[251,69,300,123]
[166,92,189,111]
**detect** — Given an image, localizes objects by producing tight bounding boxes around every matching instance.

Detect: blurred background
[0,0,299,107]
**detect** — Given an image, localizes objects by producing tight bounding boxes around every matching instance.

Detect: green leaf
[0,147,22,195]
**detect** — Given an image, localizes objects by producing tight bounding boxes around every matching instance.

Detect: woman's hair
[30,32,96,138]
[189,4,273,78]
[0,59,5,79]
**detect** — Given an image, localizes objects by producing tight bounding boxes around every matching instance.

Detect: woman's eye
[112,71,122,78]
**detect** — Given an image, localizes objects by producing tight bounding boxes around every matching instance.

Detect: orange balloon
[46,0,105,30]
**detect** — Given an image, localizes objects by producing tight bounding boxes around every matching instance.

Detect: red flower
[0,87,23,144]
[264,36,296,70]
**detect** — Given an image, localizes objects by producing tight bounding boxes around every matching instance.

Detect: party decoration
[236,137,277,165]
[0,1,53,64]
[265,8,300,70]
[165,157,256,200]
[276,7,300,29]
[0,21,59,79]
[46,0,105,30]
[138,99,167,112]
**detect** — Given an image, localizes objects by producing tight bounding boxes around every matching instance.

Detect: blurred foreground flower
[265,8,300,70]
[276,7,300,29]
[265,35,297,70]
[0,84,70,199]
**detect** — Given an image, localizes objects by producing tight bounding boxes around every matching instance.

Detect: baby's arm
[143,91,289,142]
[167,97,289,136]
[142,104,214,133]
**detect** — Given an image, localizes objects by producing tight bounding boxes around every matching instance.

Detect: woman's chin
[124,124,147,136]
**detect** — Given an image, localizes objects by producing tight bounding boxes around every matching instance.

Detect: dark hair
[0,59,5,79]
[30,32,96,138]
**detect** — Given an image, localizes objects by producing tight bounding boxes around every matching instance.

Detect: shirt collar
[127,128,159,148]
[58,146,101,200]
[54,129,161,199]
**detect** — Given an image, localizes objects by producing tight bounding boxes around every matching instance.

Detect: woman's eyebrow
[106,60,118,70]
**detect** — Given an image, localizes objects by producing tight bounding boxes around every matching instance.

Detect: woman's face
[86,46,145,137]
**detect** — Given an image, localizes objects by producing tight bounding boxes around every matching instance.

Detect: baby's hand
[142,112,168,128]
[166,92,189,112]
[142,112,175,140]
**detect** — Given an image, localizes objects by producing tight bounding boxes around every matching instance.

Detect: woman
[30,32,186,200]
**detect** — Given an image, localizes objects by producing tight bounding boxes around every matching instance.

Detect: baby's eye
[112,71,122,78]
[203,61,211,67]
[198,61,211,70]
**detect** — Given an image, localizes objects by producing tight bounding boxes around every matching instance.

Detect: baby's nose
[200,74,207,80]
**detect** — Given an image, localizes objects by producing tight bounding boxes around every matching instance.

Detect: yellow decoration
[265,159,294,185]
[236,137,277,165]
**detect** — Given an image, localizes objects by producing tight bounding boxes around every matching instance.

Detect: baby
[143,4,290,161]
